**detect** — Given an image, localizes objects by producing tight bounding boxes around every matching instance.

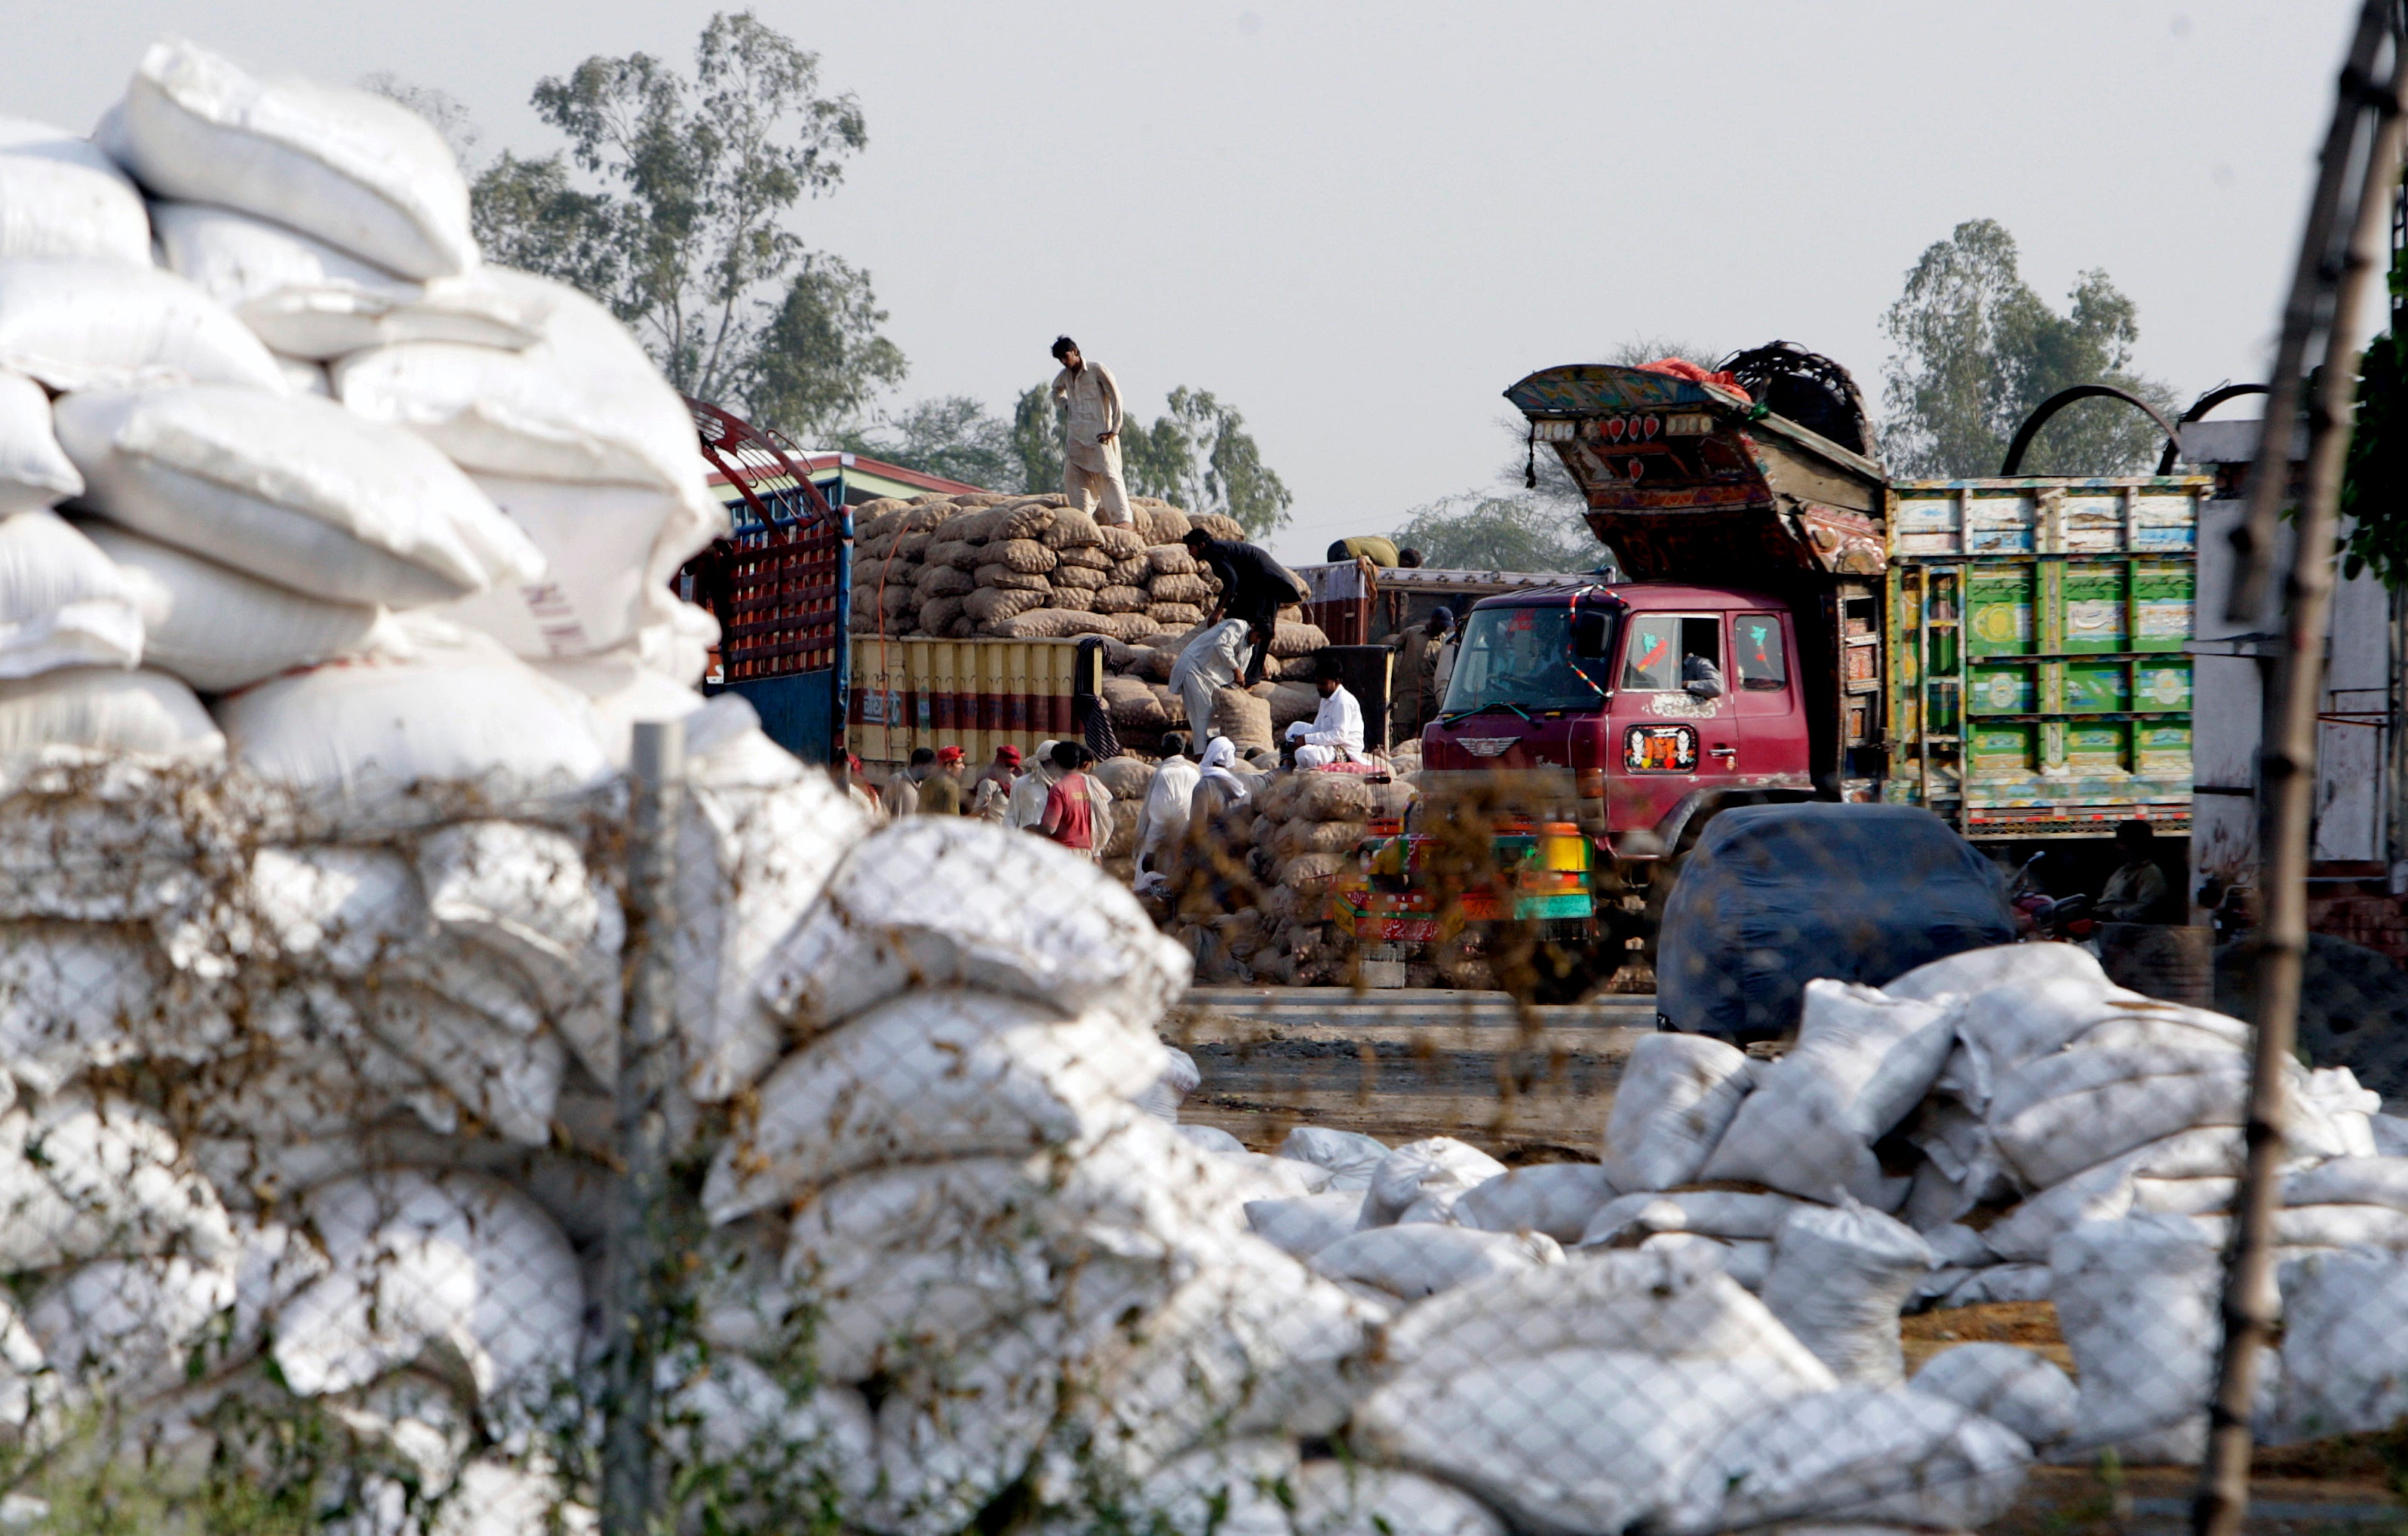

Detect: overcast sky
[6,2,2366,561]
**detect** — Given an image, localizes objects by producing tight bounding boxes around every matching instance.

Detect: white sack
[1988,1045,2250,1190]
[1279,1125,1389,1190]
[335,269,720,511]
[1759,1201,1933,1386]
[274,352,330,395]
[530,647,704,768]
[1701,981,1954,1204]
[1454,1163,1619,1242]
[1354,1347,1828,1536]
[0,508,141,677]
[0,257,284,392]
[1136,1043,1199,1122]
[0,118,151,264]
[1935,1262,2055,1307]
[2049,1211,2222,1464]
[1246,1190,1364,1259]
[0,666,221,762]
[110,39,477,278]
[2274,1249,2408,1441]
[1378,1241,1838,1387]
[0,1090,234,1271]
[1583,1188,1804,1246]
[757,816,1190,1037]
[1358,1136,1507,1229]
[438,476,704,660]
[1310,1224,1560,1299]
[276,1170,580,1418]
[1882,939,2106,1003]
[675,766,870,1101]
[0,371,81,513]
[1640,1230,1774,1292]
[214,641,610,803]
[0,921,235,1093]
[701,993,1166,1222]
[56,385,542,608]
[1291,1461,1508,1536]
[2375,1114,2408,1155]
[1177,1124,1249,1155]
[2284,1155,2408,1213]
[871,1320,1061,1536]
[152,200,535,358]
[1981,1126,2250,1262]
[1107,1439,1298,1536]
[2133,1175,2237,1215]
[1602,1031,1752,1190]
[1663,1386,2031,1534]
[1912,1343,2079,1449]
[79,521,398,692]
[657,1353,880,1515]
[25,1254,233,1401]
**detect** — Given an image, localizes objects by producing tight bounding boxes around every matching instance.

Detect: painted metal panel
[844,637,1089,769]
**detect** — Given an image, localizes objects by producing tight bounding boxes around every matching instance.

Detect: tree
[1009,382,1294,534]
[2342,235,2408,585]
[1391,493,1604,573]
[468,13,906,439]
[846,395,1021,490]
[1881,219,2177,478]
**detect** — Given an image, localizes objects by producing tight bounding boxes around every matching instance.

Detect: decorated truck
[1337,347,2209,985]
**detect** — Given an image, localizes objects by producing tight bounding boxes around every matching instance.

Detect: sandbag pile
[1178,765,1413,986]
[850,492,1252,643]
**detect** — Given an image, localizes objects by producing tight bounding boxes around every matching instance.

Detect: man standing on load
[1049,336,1132,529]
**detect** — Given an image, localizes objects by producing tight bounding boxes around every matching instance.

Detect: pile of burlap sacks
[1178,768,1418,986]
[1243,939,2408,1488]
[850,493,1244,642]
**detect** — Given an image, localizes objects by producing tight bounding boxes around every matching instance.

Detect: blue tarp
[1655,802,2015,1043]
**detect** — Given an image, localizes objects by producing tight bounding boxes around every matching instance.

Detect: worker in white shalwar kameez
[1135,733,1202,875]
[1049,336,1133,527]
[1287,665,1368,768]
[1166,616,1267,745]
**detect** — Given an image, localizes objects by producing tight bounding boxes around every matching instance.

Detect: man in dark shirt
[1181,528,1308,685]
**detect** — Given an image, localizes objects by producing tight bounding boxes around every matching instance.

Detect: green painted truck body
[1882,477,2209,839]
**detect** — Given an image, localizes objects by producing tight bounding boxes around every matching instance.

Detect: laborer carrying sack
[1169,615,1268,745]
[1182,527,1310,685]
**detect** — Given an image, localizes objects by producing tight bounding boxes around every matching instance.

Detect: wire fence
[0,714,2403,1536]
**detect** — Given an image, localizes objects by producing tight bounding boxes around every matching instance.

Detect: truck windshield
[1440,607,1611,715]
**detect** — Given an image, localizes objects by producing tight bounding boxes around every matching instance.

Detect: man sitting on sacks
[1286,657,1369,769]
[1049,334,1134,528]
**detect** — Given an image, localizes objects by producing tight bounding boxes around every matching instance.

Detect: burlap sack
[877,582,917,615]
[1094,585,1149,614]
[990,539,1058,573]
[926,538,980,570]
[1147,573,1217,607]
[1042,506,1105,549]
[1275,852,1347,889]
[1109,555,1151,586]
[1135,502,1191,543]
[1258,772,1376,822]
[1263,681,1320,729]
[1104,799,1142,859]
[974,566,1052,593]
[1131,646,1178,682]
[1097,612,1163,643]
[1049,586,1096,613]
[945,507,1003,544]
[997,501,1056,540]
[1273,819,1368,859]
[1148,602,1205,628]
[963,587,1046,625]
[1055,545,1114,571]
[918,595,965,634]
[1270,620,1330,658]
[914,564,972,598]
[988,607,1112,639]
[1212,686,1274,754]
[1192,512,1246,541]
[1053,564,1107,591]
[1103,675,1171,729]
[1097,524,1146,559]
[894,530,936,558]
[1144,543,1199,576]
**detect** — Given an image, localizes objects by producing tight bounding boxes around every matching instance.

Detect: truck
[1338,347,2210,988]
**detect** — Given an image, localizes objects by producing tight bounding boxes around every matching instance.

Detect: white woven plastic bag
[0,257,284,393]
[0,508,142,677]
[0,117,150,265]
[1602,1031,1752,1191]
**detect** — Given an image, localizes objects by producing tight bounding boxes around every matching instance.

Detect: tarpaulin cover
[1656,803,2013,1042]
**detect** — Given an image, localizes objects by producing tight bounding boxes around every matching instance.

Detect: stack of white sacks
[1249,938,2408,1487]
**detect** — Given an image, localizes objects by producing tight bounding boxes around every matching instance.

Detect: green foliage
[2342,237,2408,586]
[1881,218,2178,478]
[468,12,905,439]
[1392,493,1602,573]
[845,395,1023,490]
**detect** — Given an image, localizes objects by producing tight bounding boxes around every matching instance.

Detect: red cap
[936,745,965,764]
[996,745,1023,764]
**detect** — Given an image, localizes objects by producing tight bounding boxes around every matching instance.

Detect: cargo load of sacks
[851,493,1241,642]
[1173,766,1415,986]
[1244,940,2408,1476]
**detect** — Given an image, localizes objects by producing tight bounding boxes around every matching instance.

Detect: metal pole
[601,719,683,1535]
[2194,26,2408,1536]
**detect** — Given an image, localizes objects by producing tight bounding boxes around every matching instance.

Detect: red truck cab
[1421,583,1815,859]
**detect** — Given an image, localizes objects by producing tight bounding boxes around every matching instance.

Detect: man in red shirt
[1037,740,1097,857]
